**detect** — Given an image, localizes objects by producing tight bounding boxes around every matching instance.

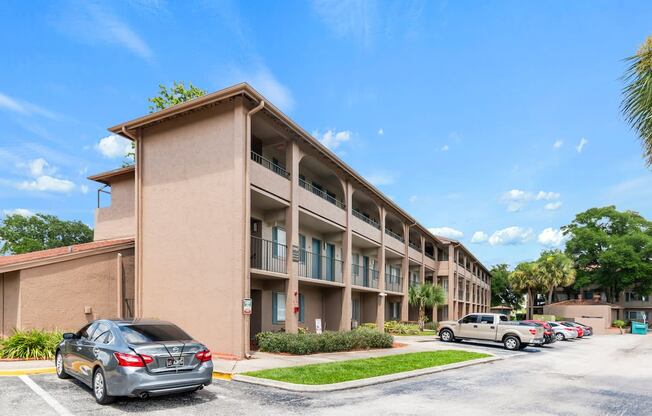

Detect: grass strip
[244,350,490,385]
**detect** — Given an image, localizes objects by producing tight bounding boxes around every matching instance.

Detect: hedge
[256,327,393,355]
[0,329,63,360]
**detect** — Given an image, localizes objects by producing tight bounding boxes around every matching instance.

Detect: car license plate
[166,357,184,367]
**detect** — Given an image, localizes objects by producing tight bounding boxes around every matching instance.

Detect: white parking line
[18,375,74,416]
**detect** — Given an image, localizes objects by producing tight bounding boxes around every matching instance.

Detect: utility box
[631,321,648,335]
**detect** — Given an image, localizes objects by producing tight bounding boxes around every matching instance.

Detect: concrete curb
[0,367,56,377]
[232,355,502,392]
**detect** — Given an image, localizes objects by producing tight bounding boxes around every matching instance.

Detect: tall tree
[490,264,522,310]
[562,206,652,302]
[508,261,540,319]
[124,81,207,165]
[536,249,576,305]
[0,213,93,255]
[621,35,652,167]
[408,283,446,331]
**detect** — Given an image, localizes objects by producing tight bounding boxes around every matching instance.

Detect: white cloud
[428,227,464,239]
[314,129,352,150]
[18,176,75,193]
[96,134,132,159]
[538,228,567,247]
[3,208,34,217]
[503,189,531,201]
[80,184,89,194]
[240,66,294,112]
[576,137,588,153]
[0,92,57,119]
[27,158,52,177]
[377,128,384,135]
[365,171,396,186]
[552,140,563,149]
[535,191,560,201]
[312,0,379,48]
[488,226,533,246]
[544,201,562,210]
[471,231,488,243]
[441,144,449,151]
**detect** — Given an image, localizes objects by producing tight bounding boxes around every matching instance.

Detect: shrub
[424,321,438,331]
[384,320,420,335]
[256,328,393,355]
[612,320,626,328]
[360,323,377,330]
[0,329,62,360]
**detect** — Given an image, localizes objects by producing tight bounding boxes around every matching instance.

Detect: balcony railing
[351,264,379,288]
[385,274,402,293]
[385,228,404,242]
[352,209,380,229]
[250,236,287,274]
[408,242,422,252]
[425,251,435,259]
[298,249,343,283]
[298,178,346,209]
[251,151,290,179]
[409,277,421,287]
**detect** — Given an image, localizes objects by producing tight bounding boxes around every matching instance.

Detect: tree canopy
[490,264,522,310]
[408,283,445,331]
[536,249,576,304]
[562,206,652,302]
[0,213,93,255]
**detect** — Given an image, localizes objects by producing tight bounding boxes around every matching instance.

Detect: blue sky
[1,0,651,267]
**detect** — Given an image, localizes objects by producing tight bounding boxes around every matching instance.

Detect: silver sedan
[55,319,213,404]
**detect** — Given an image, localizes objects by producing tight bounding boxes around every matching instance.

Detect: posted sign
[243,298,252,315]
[315,318,323,334]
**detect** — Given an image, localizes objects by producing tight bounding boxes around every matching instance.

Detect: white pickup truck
[437,313,545,350]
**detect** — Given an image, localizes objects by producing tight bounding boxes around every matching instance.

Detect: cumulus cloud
[377,128,384,135]
[314,129,352,150]
[538,228,567,247]
[3,208,34,217]
[18,176,75,193]
[576,137,588,153]
[428,227,464,239]
[440,144,449,152]
[488,226,533,246]
[544,201,562,210]
[502,189,561,212]
[471,231,488,243]
[96,134,132,159]
[535,191,560,201]
[553,140,563,150]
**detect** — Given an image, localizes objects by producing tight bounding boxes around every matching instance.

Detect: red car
[523,320,556,344]
[560,321,583,337]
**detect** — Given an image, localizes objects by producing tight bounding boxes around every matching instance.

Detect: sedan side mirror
[63,332,78,340]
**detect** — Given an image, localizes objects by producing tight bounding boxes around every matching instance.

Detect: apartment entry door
[325,243,335,281]
[311,238,322,279]
[250,289,262,341]
[250,219,262,270]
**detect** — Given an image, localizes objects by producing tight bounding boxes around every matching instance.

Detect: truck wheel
[439,329,454,342]
[503,335,521,351]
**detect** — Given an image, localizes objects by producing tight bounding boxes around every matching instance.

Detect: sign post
[243,298,252,315]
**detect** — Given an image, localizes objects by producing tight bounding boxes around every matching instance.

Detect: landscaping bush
[384,320,420,335]
[0,329,62,360]
[256,327,393,355]
[424,321,438,331]
[360,323,377,330]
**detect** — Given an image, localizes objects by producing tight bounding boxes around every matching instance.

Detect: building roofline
[88,165,135,184]
[435,235,491,275]
[107,83,488,267]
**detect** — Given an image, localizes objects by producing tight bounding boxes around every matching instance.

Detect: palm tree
[408,283,446,331]
[622,35,652,167]
[508,262,540,319]
[537,250,576,305]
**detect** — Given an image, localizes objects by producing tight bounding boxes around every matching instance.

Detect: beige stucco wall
[139,100,248,356]
[543,304,613,333]
[94,174,135,241]
[1,271,20,337]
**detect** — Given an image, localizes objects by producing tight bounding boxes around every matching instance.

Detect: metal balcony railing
[385,275,402,293]
[297,249,343,283]
[352,209,380,229]
[298,178,346,209]
[385,228,404,242]
[250,236,287,274]
[351,264,379,288]
[409,277,421,287]
[408,242,422,252]
[251,151,290,179]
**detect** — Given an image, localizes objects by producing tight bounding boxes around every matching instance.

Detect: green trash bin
[631,321,649,335]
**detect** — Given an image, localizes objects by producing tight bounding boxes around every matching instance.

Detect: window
[628,311,647,321]
[82,323,99,340]
[119,324,192,344]
[480,315,494,324]
[389,302,400,320]
[499,315,508,322]
[299,294,305,323]
[76,323,93,339]
[272,292,286,324]
[272,227,286,258]
[299,234,306,263]
[461,315,478,324]
[352,299,361,323]
[625,292,649,302]
[583,290,594,300]
[92,323,111,343]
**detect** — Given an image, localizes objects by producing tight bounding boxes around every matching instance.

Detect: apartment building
[101,83,490,357]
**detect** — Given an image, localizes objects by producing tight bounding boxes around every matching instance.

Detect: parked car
[56,319,213,404]
[573,322,593,336]
[522,320,556,344]
[438,313,545,351]
[560,321,584,338]
[548,321,578,341]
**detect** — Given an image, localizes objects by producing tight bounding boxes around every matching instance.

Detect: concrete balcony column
[376,206,386,330]
[284,141,301,333]
[400,223,410,321]
[420,235,426,284]
[447,244,456,320]
[340,179,353,331]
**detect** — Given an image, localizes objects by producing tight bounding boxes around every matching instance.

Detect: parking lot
[1,334,651,416]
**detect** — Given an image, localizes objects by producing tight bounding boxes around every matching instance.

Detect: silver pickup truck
[437,313,545,350]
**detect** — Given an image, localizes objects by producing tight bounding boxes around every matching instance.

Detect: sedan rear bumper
[106,362,213,397]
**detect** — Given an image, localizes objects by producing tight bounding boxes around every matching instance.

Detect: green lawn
[244,350,490,385]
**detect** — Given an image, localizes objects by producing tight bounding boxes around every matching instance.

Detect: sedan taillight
[528,329,537,335]
[114,352,152,367]
[195,349,212,362]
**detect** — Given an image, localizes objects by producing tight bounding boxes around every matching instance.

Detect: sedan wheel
[93,369,114,405]
[555,333,565,341]
[55,351,70,379]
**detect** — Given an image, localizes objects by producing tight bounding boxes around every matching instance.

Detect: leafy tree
[621,35,652,167]
[562,206,652,303]
[508,261,540,319]
[124,81,207,165]
[536,249,576,305]
[0,213,93,254]
[408,283,445,331]
[490,264,522,310]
